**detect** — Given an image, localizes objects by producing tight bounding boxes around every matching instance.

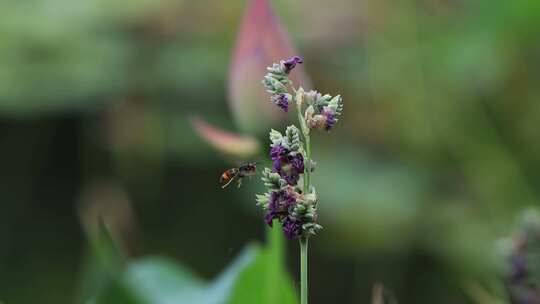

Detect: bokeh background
[1,0,540,303]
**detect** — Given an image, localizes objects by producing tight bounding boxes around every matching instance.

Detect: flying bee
[220,162,258,188]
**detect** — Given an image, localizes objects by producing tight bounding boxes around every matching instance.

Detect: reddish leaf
[190,116,260,157]
[228,0,311,134]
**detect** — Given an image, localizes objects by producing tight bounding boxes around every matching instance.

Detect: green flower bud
[269,129,283,147]
[256,193,270,208]
[261,168,287,189]
[294,204,307,214]
[327,94,343,116]
[284,125,301,151]
[302,223,323,236]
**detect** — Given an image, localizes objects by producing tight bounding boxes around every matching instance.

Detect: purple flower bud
[270,145,289,160]
[268,191,280,212]
[283,217,301,239]
[270,147,304,186]
[264,212,275,227]
[264,190,299,228]
[272,159,283,173]
[323,108,337,131]
[270,93,289,112]
[283,174,300,186]
[264,192,281,227]
[276,153,304,185]
[270,145,287,176]
[283,192,297,209]
[291,153,304,173]
[281,56,303,74]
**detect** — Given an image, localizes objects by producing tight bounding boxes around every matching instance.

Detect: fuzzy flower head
[262,56,303,112]
[269,126,304,186]
[256,56,339,241]
[302,90,343,132]
[270,93,290,112]
[256,127,322,239]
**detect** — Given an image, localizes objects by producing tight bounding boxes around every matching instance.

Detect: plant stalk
[300,237,309,304]
[296,94,311,304]
[296,100,311,193]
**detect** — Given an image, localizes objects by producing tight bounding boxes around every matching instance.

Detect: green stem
[300,237,309,304]
[296,101,311,193]
[295,90,311,304]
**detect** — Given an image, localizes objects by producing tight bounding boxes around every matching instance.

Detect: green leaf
[90,227,297,304]
[92,218,126,274]
[227,226,297,304]
[122,257,206,304]
[77,217,127,303]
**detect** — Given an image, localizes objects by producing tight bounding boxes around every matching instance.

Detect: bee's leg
[221,176,236,188]
[237,178,243,188]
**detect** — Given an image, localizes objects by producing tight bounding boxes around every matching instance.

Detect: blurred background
[1,0,540,303]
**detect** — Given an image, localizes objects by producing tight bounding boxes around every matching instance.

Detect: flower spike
[257,56,342,239]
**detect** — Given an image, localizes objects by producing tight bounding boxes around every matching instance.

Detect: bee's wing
[221,174,237,188]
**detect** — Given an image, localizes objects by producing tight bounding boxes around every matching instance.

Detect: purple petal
[270,145,288,160]
[282,218,300,239]
[282,56,304,74]
[264,212,275,227]
[268,191,280,212]
[271,93,289,112]
[323,109,337,131]
[291,153,304,173]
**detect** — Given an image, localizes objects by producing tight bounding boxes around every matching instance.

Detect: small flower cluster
[270,127,304,185]
[299,88,343,132]
[256,126,321,239]
[504,209,540,304]
[262,56,303,112]
[262,56,343,130]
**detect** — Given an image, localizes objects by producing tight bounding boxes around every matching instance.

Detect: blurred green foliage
[1,0,540,303]
[88,221,296,304]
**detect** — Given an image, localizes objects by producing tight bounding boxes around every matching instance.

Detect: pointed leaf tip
[228,0,311,134]
[190,116,260,157]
